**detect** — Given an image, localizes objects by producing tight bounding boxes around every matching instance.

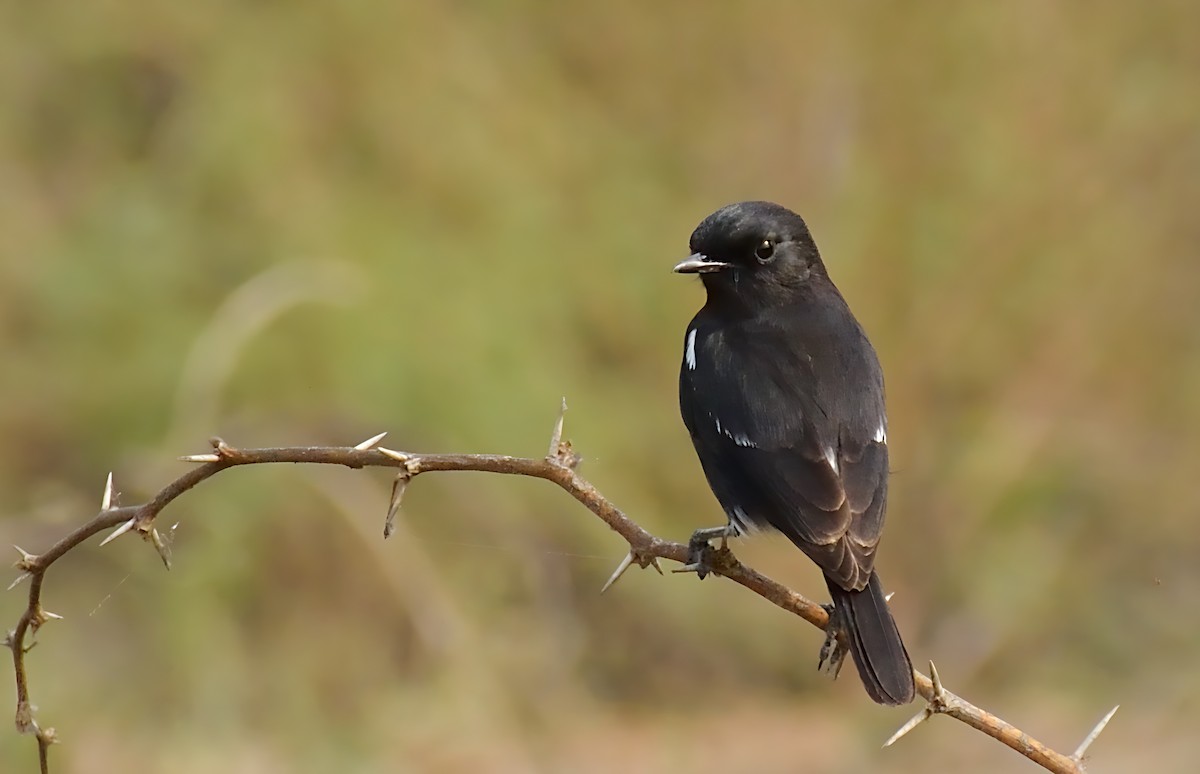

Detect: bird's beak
[673,253,732,274]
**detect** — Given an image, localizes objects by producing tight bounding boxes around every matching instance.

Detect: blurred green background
[3,2,1198,772]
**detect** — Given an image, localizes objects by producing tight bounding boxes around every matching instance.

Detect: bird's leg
[673,524,738,579]
[817,602,850,679]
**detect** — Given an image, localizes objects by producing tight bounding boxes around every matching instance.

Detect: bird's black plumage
[676,201,915,705]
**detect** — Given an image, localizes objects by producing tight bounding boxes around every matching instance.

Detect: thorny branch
[6,408,1116,773]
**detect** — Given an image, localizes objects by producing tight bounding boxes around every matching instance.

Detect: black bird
[675,201,915,705]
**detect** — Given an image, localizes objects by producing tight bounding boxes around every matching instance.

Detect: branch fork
[884,660,950,747]
[599,545,665,594]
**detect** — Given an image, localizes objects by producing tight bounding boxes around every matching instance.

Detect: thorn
[649,557,664,575]
[99,518,137,547]
[672,563,703,574]
[147,527,172,570]
[5,630,37,655]
[101,472,114,511]
[354,432,387,451]
[547,397,568,458]
[383,473,410,538]
[12,545,37,571]
[30,606,63,632]
[883,706,934,748]
[378,447,420,476]
[600,551,635,593]
[1072,704,1119,762]
[178,453,221,463]
[884,660,951,748]
[928,660,946,703]
[6,573,30,591]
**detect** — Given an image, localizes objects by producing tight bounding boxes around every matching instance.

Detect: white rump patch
[874,424,887,444]
[823,445,839,473]
[685,329,698,370]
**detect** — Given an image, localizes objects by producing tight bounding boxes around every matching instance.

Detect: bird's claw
[818,602,850,678]
[684,534,716,579]
[672,525,737,580]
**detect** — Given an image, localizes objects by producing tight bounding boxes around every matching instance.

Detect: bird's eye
[754,239,775,263]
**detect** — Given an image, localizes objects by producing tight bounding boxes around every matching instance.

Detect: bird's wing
[680,321,888,590]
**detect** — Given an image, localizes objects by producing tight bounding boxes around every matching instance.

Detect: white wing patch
[713,414,757,448]
[874,424,887,444]
[732,432,756,448]
[822,445,839,473]
[685,329,698,370]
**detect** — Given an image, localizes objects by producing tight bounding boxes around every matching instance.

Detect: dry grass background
[2,2,1199,772]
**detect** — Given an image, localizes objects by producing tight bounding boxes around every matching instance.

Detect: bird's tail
[825,572,915,705]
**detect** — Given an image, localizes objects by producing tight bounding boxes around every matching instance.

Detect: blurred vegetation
[2,2,1198,772]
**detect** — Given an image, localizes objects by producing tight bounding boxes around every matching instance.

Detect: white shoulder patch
[685,329,698,370]
[874,424,887,444]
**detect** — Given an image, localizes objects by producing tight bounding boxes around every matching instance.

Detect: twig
[6,420,1115,773]
[883,660,1113,772]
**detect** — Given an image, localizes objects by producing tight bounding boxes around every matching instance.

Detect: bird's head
[674,201,825,306]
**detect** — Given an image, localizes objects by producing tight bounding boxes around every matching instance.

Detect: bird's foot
[672,525,737,580]
[818,602,850,679]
